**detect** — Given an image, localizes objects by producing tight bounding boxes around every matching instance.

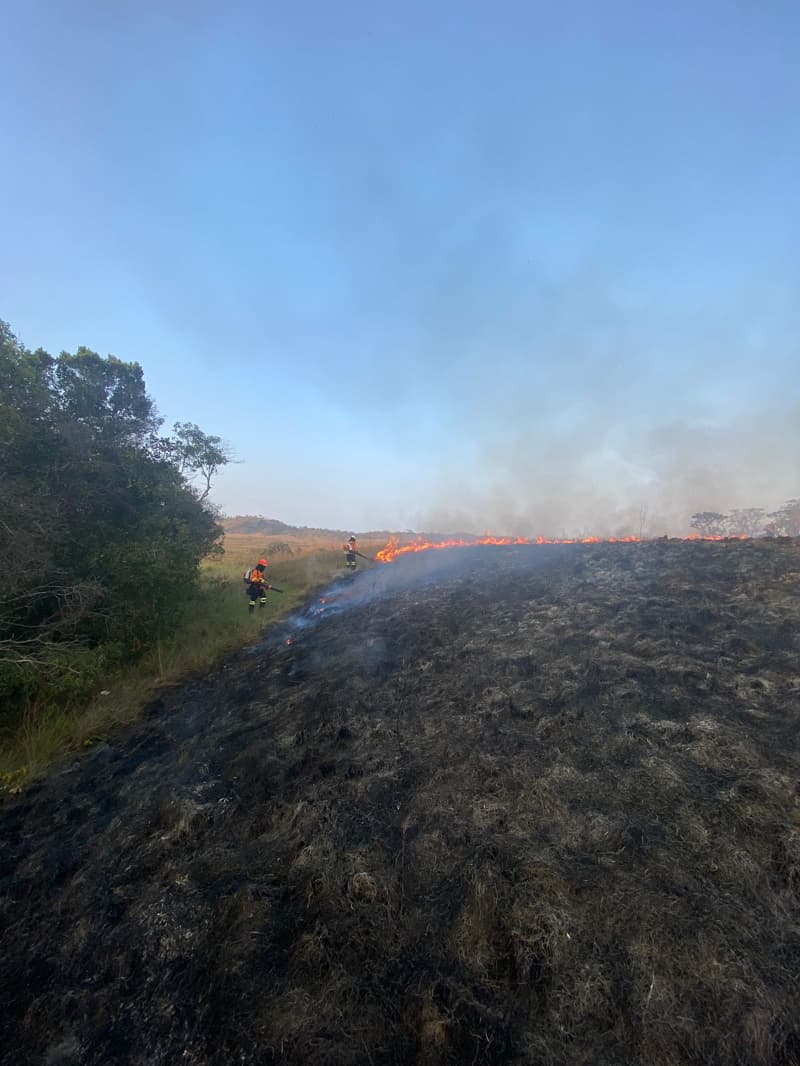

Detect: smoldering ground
[1,540,799,1065]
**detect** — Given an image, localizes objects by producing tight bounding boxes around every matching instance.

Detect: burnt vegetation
[2,540,799,1065]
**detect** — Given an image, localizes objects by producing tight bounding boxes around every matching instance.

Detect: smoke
[249,551,486,655]
[420,401,800,537]
[414,266,800,538]
[422,407,800,538]
[278,116,799,539]
[22,3,791,538]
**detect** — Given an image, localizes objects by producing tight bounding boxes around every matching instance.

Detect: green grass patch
[0,549,351,792]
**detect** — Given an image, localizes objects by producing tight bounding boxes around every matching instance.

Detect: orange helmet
[258,558,267,566]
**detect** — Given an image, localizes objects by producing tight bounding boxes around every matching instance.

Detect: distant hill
[221,515,347,536]
[220,515,393,538]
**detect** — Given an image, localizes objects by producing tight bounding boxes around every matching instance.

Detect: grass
[0,534,387,790]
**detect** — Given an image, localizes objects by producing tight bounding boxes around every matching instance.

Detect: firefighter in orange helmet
[245,558,272,609]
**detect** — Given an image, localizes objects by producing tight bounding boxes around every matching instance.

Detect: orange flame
[375,532,746,562]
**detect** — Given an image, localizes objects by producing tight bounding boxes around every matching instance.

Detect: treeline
[0,318,228,725]
[691,502,800,538]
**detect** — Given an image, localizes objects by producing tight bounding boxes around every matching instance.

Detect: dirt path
[2,542,799,1065]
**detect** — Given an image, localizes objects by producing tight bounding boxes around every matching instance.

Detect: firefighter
[343,536,358,570]
[245,558,272,609]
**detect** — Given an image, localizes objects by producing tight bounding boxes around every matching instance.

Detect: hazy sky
[2,1,799,534]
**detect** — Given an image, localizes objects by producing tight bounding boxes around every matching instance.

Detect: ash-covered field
[2,541,800,1066]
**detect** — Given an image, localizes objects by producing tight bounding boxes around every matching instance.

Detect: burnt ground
[1,541,800,1066]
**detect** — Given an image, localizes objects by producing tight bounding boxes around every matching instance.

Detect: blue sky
[2,0,799,534]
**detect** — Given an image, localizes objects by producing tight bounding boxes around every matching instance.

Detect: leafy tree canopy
[0,318,228,702]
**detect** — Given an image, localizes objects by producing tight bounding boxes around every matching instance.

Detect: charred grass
[1,540,799,1064]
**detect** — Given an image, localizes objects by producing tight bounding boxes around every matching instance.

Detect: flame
[375,532,747,563]
[376,535,526,562]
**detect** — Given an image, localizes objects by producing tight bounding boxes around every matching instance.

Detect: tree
[53,348,160,445]
[0,330,101,668]
[726,508,766,537]
[171,421,233,502]
[0,318,222,690]
[765,499,800,537]
[690,512,728,536]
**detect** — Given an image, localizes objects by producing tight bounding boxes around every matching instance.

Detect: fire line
[375,533,747,563]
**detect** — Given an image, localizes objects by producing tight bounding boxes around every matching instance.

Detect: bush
[0,317,223,707]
